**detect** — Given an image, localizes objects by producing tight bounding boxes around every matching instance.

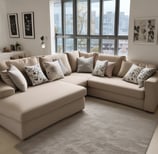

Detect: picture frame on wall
[7,13,20,38]
[22,11,35,39]
[133,17,157,44]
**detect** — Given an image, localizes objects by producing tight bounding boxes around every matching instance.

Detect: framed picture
[133,17,157,44]
[7,13,20,38]
[22,11,35,39]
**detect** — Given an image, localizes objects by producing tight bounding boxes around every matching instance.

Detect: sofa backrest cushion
[0,81,15,98]
[0,57,38,85]
[97,54,126,76]
[66,51,79,72]
[39,54,72,75]
[79,52,98,67]
[118,61,133,77]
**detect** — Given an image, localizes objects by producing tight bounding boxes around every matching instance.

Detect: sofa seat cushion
[88,77,145,99]
[0,81,86,122]
[60,73,92,86]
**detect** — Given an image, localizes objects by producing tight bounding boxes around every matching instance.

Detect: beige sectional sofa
[0,51,158,140]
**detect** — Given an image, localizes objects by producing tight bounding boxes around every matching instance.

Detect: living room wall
[128,0,158,66]
[0,0,9,50]
[6,0,52,56]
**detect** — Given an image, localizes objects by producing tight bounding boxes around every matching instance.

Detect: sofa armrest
[144,71,158,112]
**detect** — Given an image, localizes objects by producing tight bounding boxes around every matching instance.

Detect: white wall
[128,0,158,66]
[6,0,52,56]
[0,0,9,50]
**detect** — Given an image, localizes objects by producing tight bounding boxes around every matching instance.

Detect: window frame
[54,0,130,55]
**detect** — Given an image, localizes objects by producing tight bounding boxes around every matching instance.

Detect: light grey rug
[16,97,158,154]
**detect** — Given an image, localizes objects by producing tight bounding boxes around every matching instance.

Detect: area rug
[16,97,158,154]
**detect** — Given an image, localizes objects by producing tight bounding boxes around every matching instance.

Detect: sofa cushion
[105,62,115,78]
[60,73,92,87]
[39,54,71,75]
[77,57,93,73]
[0,81,86,122]
[66,51,79,72]
[0,81,15,98]
[97,54,126,76]
[25,63,48,86]
[43,61,64,81]
[118,61,133,77]
[92,60,108,77]
[6,57,38,85]
[0,70,17,89]
[79,52,98,67]
[88,76,144,99]
[8,65,28,92]
[123,64,143,84]
[137,68,156,88]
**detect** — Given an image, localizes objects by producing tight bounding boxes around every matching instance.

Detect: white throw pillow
[77,57,93,73]
[8,65,27,92]
[137,68,156,88]
[44,61,64,81]
[25,63,48,86]
[93,60,108,77]
[123,64,143,84]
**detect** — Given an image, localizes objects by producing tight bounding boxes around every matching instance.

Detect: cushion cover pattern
[137,68,156,88]
[77,57,93,73]
[8,65,27,92]
[25,64,48,86]
[123,64,143,84]
[92,60,108,77]
[44,61,64,81]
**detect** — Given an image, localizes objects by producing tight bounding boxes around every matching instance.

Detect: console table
[0,51,26,60]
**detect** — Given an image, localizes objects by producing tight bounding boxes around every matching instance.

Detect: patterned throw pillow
[137,68,156,88]
[93,60,108,77]
[25,64,48,86]
[44,61,64,81]
[123,64,143,84]
[77,57,94,73]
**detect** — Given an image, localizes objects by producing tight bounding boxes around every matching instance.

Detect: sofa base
[88,88,144,110]
[0,97,85,140]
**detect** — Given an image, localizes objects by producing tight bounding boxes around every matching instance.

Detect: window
[52,0,130,55]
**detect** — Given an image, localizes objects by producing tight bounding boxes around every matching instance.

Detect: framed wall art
[133,17,157,44]
[22,11,35,39]
[7,13,20,38]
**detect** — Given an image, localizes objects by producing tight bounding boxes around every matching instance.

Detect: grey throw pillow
[25,63,48,86]
[77,57,93,73]
[137,68,156,88]
[44,61,64,81]
[123,64,143,84]
[93,60,108,77]
[8,65,28,92]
